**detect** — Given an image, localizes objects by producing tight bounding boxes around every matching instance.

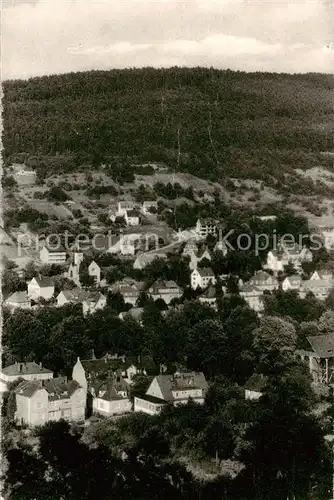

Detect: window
[36,402,41,409]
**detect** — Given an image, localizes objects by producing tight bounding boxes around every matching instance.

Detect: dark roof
[153,372,208,402]
[32,276,54,287]
[15,377,82,400]
[15,380,42,398]
[94,377,130,401]
[80,354,156,381]
[245,374,268,392]
[200,285,216,299]
[2,361,53,376]
[149,280,180,293]
[127,209,140,217]
[196,267,214,277]
[307,334,334,358]
[44,244,66,253]
[197,218,216,226]
[137,394,168,405]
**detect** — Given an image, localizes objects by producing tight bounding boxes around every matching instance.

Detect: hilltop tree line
[3,68,333,183]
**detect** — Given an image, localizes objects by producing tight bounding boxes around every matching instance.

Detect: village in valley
[3,159,334,428]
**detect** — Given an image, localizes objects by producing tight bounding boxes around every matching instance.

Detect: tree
[253,316,297,355]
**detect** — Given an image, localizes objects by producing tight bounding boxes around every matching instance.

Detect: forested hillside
[3,68,333,181]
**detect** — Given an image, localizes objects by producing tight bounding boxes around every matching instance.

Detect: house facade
[198,285,217,309]
[88,261,101,285]
[282,275,302,292]
[14,377,86,426]
[40,245,67,265]
[27,277,55,301]
[57,288,107,315]
[92,376,132,417]
[125,210,140,226]
[116,201,136,217]
[249,271,279,292]
[134,371,208,416]
[190,267,216,290]
[195,218,217,238]
[148,280,182,304]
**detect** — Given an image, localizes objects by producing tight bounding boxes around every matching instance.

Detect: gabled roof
[95,377,130,401]
[5,291,30,304]
[15,377,82,400]
[31,276,54,288]
[15,380,43,398]
[307,334,334,358]
[2,361,53,376]
[240,283,262,294]
[153,372,208,402]
[284,274,301,284]
[194,267,214,277]
[43,244,66,253]
[200,285,216,299]
[250,270,274,282]
[149,280,180,293]
[302,280,334,290]
[197,218,216,226]
[142,200,158,207]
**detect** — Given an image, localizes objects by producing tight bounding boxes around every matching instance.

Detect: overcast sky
[2,0,333,80]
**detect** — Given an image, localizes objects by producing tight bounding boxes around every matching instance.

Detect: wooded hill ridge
[3,67,333,182]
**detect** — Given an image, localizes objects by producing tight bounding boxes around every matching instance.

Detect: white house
[142,201,158,215]
[282,275,302,292]
[191,267,216,290]
[249,271,279,292]
[92,376,132,417]
[40,245,67,265]
[214,239,228,255]
[88,261,101,285]
[14,377,85,426]
[57,288,107,316]
[299,279,334,301]
[265,244,312,274]
[134,371,208,415]
[125,210,140,226]
[195,218,217,238]
[5,291,32,311]
[27,276,55,301]
[0,361,53,385]
[310,270,333,281]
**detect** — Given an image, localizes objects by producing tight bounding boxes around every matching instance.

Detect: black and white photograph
[0,0,333,498]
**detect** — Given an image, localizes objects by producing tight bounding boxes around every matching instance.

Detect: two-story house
[282,275,302,292]
[249,271,279,292]
[134,371,208,416]
[265,244,312,274]
[5,291,32,312]
[198,285,217,309]
[1,361,53,385]
[195,218,217,239]
[125,210,140,226]
[92,375,132,417]
[148,280,182,304]
[57,288,107,316]
[27,276,55,301]
[191,267,216,290]
[14,377,86,426]
[110,281,141,306]
[40,244,67,265]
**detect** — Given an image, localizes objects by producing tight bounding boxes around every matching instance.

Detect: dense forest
[3,68,333,181]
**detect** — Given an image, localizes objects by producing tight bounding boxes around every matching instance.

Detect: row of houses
[1,356,209,425]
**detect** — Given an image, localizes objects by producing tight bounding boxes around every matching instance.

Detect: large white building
[40,245,67,265]
[190,267,216,290]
